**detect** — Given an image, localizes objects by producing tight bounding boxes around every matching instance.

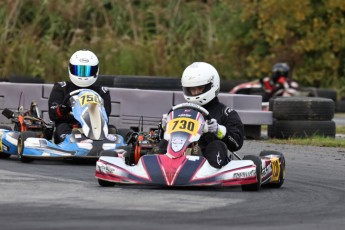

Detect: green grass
[268,136,345,148]
[262,124,345,148]
[336,125,345,134]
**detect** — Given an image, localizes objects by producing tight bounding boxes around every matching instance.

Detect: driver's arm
[99,87,111,118]
[220,107,244,152]
[48,82,72,122]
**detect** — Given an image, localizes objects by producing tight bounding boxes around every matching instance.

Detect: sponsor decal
[79,58,89,63]
[101,87,108,93]
[58,81,67,87]
[2,143,9,152]
[80,139,93,143]
[233,169,256,178]
[262,163,272,178]
[228,135,239,148]
[216,151,222,166]
[178,113,192,118]
[187,156,200,161]
[224,107,233,116]
[98,164,115,174]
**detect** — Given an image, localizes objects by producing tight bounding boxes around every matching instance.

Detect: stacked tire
[268,97,336,139]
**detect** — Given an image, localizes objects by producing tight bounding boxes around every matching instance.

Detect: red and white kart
[95,103,285,191]
[229,79,300,99]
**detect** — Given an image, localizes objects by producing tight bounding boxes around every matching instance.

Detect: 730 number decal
[167,118,199,135]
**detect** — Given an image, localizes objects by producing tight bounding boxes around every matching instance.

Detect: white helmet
[181,62,220,105]
[69,50,99,87]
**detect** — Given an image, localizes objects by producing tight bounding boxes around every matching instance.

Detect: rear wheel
[117,128,135,141]
[0,125,12,130]
[108,125,118,135]
[120,145,136,165]
[260,150,285,188]
[17,131,36,163]
[241,155,262,191]
[99,150,119,157]
[98,179,115,187]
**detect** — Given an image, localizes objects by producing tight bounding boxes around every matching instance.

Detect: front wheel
[17,131,36,163]
[99,150,119,157]
[241,155,262,191]
[98,179,115,187]
[0,152,11,159]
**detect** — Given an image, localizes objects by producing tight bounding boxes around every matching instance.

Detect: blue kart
[0,89,127,163]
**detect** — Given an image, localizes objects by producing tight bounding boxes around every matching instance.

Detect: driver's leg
[203,140,229,168]
[54,123,72,144]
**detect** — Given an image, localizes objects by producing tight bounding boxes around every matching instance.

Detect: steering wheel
[61,89,84,106]
[171,102,211,120]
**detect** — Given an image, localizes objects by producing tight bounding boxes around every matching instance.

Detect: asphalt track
[0,139,344,230]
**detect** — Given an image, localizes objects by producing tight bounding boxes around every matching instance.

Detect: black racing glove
[57,104,72,116]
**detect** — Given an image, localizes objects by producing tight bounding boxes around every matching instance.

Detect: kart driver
[260,62,297,102]
[159,62,244,168]
[48,49,111,143]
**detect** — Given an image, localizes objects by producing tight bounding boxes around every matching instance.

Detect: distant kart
[95,102,285,191]
[0,101,54,159]
[1,89,126,162]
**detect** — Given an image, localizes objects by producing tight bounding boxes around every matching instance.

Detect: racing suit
[48,81,111,143]
[261,76,294,102]
[158,97,244,168]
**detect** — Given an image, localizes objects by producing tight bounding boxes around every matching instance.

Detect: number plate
[167,118,200,136]
[78,93,100,106]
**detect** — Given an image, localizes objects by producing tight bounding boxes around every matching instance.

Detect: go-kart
[3,89,126,163]
[229,79,301,99]
[0,101,54,159]
[95,102,285,191]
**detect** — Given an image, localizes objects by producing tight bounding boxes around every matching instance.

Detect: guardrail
[0,82,272,139]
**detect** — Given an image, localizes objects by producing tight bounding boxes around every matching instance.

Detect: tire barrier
[336,98,345,113]
[95,75,243,93]
[95,75,182,91]
[268,97,336,138]
[7,76,45,83]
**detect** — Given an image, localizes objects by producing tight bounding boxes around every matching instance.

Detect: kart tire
[268,120,336,138]
[98,179,115,187]
[0,152,11,158]
[314,88,337,102]
[259,151,285,188]
[121,145,136,165]
[17,131,36,163]
[0,125,12,130]
[269,97,334,121]
[108,124,118,135]
[100,150,119,157]
[112,75,182,91]
[336,99,345,113]
[117,128,135,140]
[7,75,44,83]
[95,75,234,92]
[241,155,262,192]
